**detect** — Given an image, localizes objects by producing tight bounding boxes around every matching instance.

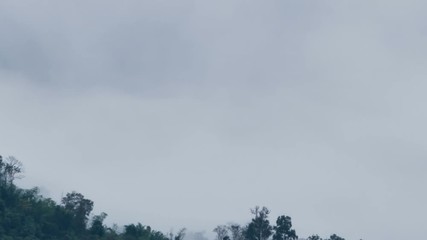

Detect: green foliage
[0,156,23,186]
[228,224,244,240]
[122,223,170,240]
[217,207,348,240]
[213,225,229,240]
[61,191,94,233]
[308,234,346,240]
[0,176,170,240]
[0,155,171,240]
[90,212,108,237]
[328,234,345,240]
[272,215,297,240]
[168,228,186,240]
[244,206,273,240]
[307,235,322,240]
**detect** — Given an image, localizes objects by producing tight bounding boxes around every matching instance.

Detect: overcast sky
[1,1,427,239]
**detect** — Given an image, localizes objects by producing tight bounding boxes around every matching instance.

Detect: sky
[1,0,427,239]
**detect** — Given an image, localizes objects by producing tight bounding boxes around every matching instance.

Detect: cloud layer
[1,1,427,239]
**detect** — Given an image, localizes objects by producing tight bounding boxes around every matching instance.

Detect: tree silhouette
[245,206,273,240]
[273,215,297,240]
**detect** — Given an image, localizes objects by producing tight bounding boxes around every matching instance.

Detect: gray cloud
[1,1,427,239]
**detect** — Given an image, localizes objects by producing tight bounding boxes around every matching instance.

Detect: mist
[1,1,427,239]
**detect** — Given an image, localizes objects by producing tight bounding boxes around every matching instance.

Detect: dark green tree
[0,156,23,186]
[228,224,244,240]
[329,234,345,240]
[272,215,297,240]
[214,225,229,240]
[150,230,169,240]
[90,212,108,237]
[308,235,322,240]
[124,223,148,240]
[174,228,186,240]
[61,191,94,233]
[245,206,273,240]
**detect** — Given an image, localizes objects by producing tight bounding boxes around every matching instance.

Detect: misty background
[1,0,427,239]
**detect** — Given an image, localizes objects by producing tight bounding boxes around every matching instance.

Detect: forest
[0,155,346,240]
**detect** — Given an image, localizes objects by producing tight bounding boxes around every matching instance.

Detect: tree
[228,224,244,240]
[61,191,94,233]
[0,156,177,240]
[124,222,151,239]
[329,234,345,240]
[151,230,169,240]
[168,228,187,240]
[90,212,108,237]
[272,215,297,240]
[245,206,273,240]
[308,235,322,240]
[214,225,229,240]
[175,228,186,240]
[0,156,23,186]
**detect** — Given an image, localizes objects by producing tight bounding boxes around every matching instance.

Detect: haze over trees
[0,156,347,240]
[212,206,346,240]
